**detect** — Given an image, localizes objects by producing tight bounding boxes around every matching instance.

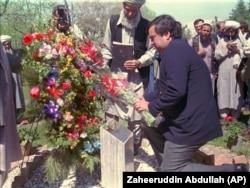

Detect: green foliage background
[1,0,250,48]
[0,0,156,49]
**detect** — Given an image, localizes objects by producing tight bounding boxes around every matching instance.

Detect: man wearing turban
[0,35,25,123]
[123,0,145,5]
[0,40,22,187]
[214,20,245,123]
[101,0,155,156]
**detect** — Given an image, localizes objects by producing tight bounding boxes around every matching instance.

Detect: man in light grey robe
[101,0,155,155]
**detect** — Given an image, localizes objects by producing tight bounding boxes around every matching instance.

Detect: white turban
[0,35,12,43]
[123,0,146,5]
[224,20,240,30]
[224,20,248,47]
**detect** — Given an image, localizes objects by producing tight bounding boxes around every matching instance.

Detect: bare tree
[0,0,9,16]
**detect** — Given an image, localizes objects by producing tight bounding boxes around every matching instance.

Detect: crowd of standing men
[188,18,250,133]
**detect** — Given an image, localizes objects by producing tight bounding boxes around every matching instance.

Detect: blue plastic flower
[92,138,100,150]
[84,141,94,153]
[47,67,59,80]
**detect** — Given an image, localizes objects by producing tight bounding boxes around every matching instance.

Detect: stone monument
[100,124,134,188]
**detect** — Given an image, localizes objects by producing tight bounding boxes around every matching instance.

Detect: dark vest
[191,35,218,73]
[109,14,150,89]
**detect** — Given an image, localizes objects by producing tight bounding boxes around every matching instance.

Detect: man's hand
[227,41,239,53]
[198,49,206,57]
[134,98,149,112]
[124,59,141,70]
[243,46,250,56]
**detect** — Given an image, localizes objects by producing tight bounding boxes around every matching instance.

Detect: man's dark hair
[193,18,204,26]
[216,21,225,30]
[52,4,70,25]
[53,5,67,16]
[201,23,212,30]
[148,14,182,39]
[240,21,249,31]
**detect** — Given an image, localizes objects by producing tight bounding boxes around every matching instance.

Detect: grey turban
[123,0,146,5]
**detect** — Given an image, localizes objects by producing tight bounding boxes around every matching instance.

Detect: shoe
[234,163,249,172]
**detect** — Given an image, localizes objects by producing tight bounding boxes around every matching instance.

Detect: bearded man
[0,35,25,122]
[101,0,155,155]
[0,40,22,187]
[188,23,218,96]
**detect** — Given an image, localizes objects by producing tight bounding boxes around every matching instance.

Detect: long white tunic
[215,38,244,111]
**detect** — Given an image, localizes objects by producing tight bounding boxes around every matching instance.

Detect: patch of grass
[208,114,250,158]
[208,136,227,148]
[234,143,250,157]
[17,120,48,147]
[31,120,50,147]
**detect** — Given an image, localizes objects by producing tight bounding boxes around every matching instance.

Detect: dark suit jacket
[144,39,222,145]
[6,50,22,73]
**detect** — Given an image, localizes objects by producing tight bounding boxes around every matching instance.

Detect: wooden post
[100,125,134,188]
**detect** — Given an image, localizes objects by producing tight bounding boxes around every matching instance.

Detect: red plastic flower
[225,116,233,121]
[30,86,40,98]
[21,119,29,125]
[46,86,64,98]
[42,34,52,42]
[79,40,93,53]
[88,90,96,98]
[77,115,88,130]
[61,82,71,90]
[22,34,33,45]
[66,131,79,141]
[47,28,55,36]
[32,51,40,60]
[89,117,98,124]
[32,32,44,41]
[84,70,92,79]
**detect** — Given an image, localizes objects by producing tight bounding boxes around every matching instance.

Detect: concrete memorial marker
[100,124,134,188]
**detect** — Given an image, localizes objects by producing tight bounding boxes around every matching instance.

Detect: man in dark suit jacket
[134,14,249,172]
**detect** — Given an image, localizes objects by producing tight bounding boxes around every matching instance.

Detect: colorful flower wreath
[21,28,105,181]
